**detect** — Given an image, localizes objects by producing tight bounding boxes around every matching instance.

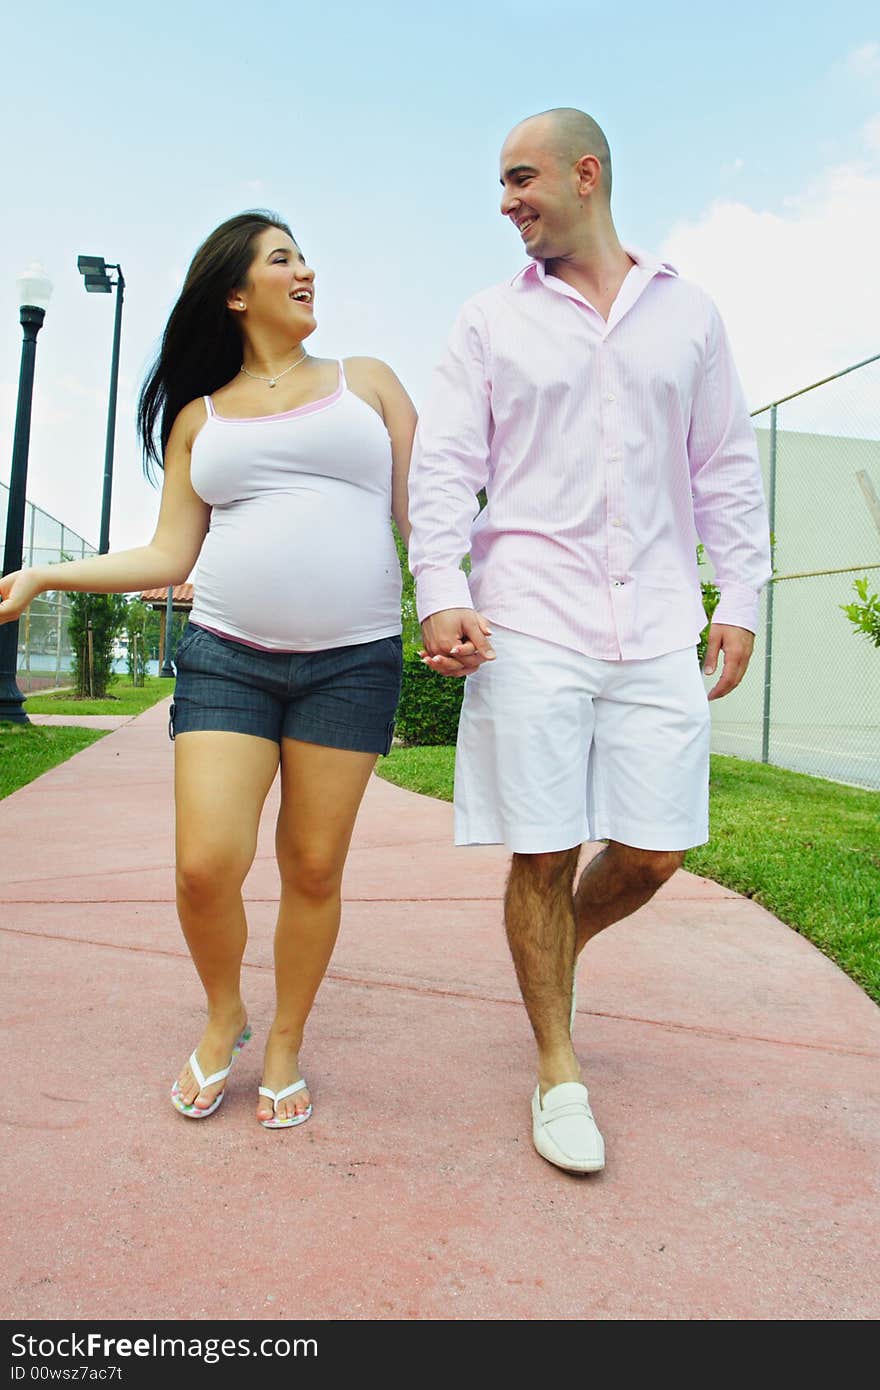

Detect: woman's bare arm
[344,357,416,544]
[0,401,210,622]
[373,362,416,545]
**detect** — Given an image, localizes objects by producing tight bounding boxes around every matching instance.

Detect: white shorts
[454,626,710,854]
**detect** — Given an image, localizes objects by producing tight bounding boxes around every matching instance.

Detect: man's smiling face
[499,118,581,261]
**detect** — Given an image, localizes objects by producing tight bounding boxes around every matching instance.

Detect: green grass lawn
[380,743,460,802]
[0,723,108,799]
[377,747,880,1003]
[23,674,173,717]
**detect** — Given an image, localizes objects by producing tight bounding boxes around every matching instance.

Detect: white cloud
[661,158,880,420]
[847,41,880,78]
[863,114,880,155]
[57,373,106,411]
[719,156,745,180]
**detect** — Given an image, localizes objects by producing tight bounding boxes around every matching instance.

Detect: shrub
[696,544,721,664]
[393,524,421,647]
[394,644,464,745]
[840,577,880,649]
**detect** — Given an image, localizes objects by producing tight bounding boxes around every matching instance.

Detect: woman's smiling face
[231,226,317,336]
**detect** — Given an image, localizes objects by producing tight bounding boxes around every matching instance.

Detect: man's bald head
[513,108,612,200]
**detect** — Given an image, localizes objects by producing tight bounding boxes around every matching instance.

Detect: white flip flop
[171,1024,252,1119]
[258,1077,313,1129]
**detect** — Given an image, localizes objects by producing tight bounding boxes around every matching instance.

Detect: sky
[2,0,879,555]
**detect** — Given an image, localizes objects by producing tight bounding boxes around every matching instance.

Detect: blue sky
[2,0,879,552]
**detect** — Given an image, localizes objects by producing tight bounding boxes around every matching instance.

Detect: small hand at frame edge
[0,568,46,624]
[703,623,755,701]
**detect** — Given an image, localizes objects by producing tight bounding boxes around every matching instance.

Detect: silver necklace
[240,348,307,388]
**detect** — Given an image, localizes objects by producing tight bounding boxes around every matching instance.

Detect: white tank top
[189,361,402,651]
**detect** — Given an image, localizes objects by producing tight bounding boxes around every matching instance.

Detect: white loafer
[532,1081,605,1173]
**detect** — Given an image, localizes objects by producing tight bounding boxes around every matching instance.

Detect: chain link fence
[0,483,96,693]
[708,354,880,789]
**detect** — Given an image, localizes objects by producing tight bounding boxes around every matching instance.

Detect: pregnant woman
[0,211,415,1130]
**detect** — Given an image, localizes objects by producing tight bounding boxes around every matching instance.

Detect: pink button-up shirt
[408,250,771,661]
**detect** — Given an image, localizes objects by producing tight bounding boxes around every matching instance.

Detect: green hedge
[394,644,464,745]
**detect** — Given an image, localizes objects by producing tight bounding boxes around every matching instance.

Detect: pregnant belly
[192,494,402,650]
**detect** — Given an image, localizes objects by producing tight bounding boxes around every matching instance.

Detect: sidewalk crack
[2,924,877,1062]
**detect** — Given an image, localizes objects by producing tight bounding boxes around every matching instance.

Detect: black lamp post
[0,263,53,724]
[160,585,176,677]
[76,254,124,554]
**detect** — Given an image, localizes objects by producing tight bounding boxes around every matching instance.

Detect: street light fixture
[0,263,53,724]
[77,253,125,553]
[76,255,110,289]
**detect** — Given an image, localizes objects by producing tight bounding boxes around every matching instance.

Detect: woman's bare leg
[173,731,280,1109]
[256,740,377,1123]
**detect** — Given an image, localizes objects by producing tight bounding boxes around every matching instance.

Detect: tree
[140,605,188,662]
[67,592,128,698]
[125,599,150,686]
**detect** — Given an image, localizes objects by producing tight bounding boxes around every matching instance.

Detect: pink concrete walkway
[27,713,132,730]
[1,699,878,1320]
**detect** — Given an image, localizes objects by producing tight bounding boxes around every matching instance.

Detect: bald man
[408,109,771,1175]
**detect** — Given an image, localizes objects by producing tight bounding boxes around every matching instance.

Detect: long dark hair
[137,210,295,476]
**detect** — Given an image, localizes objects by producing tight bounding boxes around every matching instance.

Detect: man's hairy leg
[504,847,582,1095]
[573,842,685,955]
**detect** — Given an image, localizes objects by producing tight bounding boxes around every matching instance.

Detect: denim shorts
[169,623,403,754]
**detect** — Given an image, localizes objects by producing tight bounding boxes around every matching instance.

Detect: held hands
[703,623,755,701]
[420,608,496,678]
[0,569,44,624]
[420,613,752,690]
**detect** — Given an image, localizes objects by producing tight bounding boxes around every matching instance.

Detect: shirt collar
[511,246,678,288]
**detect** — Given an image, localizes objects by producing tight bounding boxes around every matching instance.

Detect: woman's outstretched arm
[0,400,210,622]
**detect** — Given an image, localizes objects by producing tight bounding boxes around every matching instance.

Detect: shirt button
[612,580,624,588]
[609,451,621,461]
[612,519,622,527]
[605,393,616,402]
